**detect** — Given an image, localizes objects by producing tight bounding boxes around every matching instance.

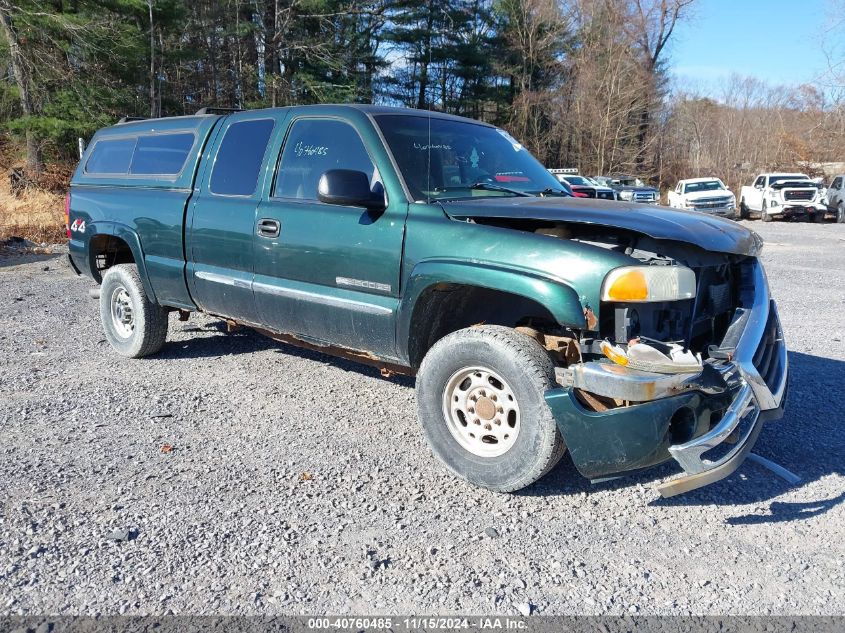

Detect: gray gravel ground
[0,220,843,617]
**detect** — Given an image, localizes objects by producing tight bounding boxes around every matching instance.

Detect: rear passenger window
[210,119,275,196]
[130,133,195,175]
[85,138,136,174]
[275,119,375,200]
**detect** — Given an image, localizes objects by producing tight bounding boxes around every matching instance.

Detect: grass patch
[0,164,69,244]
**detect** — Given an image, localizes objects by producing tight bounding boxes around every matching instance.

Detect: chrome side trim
[252,281,393,316]
[195,271,394,316]
[336,276,391,293]
[195,270,251,289]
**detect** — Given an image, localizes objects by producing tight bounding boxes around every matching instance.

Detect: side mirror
[317,169,385,211]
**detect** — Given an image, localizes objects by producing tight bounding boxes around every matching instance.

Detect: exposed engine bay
[472,217,751,384]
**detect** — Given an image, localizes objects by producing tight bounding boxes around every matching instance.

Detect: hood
[682,188,734,201]
[771,181,816,190]
[441,197,762,256]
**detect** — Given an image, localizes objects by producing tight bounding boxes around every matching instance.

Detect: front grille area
[784,189,814,201]
[694,196,733,209]
[753,302,787,396]
[576,187,597,198]
[597,191,615,200]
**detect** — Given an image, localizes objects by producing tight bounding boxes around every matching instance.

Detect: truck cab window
[85,137,137,174]
[130,133,195,175]
[210,119,275,196]
[274,119,376,200]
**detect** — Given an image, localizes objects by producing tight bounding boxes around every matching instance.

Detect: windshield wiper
[535,188,572,197]
[468,182,533,197]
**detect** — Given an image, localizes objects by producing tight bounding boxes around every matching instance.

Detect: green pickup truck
[67,104,788,497]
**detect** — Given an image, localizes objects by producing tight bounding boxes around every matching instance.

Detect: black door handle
[257,218,280,238]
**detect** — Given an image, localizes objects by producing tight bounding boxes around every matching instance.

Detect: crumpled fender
[396,259,586,365]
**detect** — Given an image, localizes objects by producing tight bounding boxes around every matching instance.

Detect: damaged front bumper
[544,258,789,497]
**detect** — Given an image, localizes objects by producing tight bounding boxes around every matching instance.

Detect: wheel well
[407,283,560,369]
[89,235,135,283]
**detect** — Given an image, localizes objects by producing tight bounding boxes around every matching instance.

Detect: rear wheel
[416,325,566,492]
[761,201,772,222]
[739,199,748,219]
[100,264,169,358]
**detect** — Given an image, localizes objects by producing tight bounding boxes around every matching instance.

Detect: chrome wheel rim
[442,366,520,457]
[110,285,135,339]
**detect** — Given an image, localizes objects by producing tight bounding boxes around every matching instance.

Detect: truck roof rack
[195,107,244,115]
[548,168,579,175]
[117,116,149,125]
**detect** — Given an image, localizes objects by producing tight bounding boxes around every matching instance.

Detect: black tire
[838,203,845,224]
[739,199,748,220]
[99,264,169,358]
[761,201,772,222]
[812,210,825,223]
[416,325,566,492]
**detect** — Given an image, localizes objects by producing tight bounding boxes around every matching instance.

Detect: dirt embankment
[0,148,72,243]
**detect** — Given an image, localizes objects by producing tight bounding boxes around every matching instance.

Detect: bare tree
[618,0,695,170]
[0,1,42,173]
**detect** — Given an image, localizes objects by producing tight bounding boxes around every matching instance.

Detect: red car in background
[549,170,617,200]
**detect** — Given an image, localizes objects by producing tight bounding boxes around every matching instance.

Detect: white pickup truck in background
[739,173,827,222]
[667,178,736,219]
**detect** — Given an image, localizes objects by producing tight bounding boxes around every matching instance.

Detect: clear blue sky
[671,0,829,90]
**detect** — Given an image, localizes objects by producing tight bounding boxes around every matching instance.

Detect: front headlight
[601,266,696,302]
[619,190,634,201]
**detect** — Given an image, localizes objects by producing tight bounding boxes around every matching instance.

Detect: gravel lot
[1,220,843,617]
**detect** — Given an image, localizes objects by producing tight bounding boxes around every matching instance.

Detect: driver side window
[754,176,765,187]
[274,118,376,201]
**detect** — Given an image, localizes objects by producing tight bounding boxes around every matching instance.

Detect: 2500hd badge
[66,104,788,497]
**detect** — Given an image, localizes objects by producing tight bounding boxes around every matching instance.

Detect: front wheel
[761,201,772,222]
[416,326,566,492]
[812,210,826,223]
[99,264,169,358]
[739,199,748,219]
[838,203,845,224]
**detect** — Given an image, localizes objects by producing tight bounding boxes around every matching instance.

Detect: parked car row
[550,167,844,223]
[549,170,659,203]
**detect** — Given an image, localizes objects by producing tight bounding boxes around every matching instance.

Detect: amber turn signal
[604,269,648,301]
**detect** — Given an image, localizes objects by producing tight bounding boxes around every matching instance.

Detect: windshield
[769,174,807,185]
[684,180,724,193]
[564,176,593,186]
[374,115,567,200]
[616,177,647,187]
